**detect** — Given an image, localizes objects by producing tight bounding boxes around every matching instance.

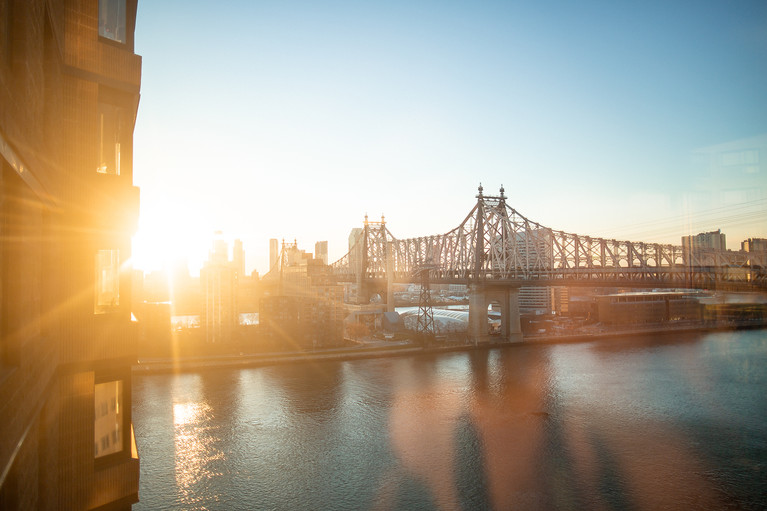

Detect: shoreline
[132,321,767,375]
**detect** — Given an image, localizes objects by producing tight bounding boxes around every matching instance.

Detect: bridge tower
[467,185,523,344]
[352,214,394,310]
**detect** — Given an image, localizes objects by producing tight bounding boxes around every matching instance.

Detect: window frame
[96,102,123,176]
[98,0,127,45]
[94,368,132,467]
[96,86,136,180]
[94,248,120,314]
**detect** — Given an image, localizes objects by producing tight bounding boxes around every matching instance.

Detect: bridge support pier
[468,284,522,344]
[468,285,489,344]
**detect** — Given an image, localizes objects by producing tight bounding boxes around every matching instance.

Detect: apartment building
[0,1,141,508]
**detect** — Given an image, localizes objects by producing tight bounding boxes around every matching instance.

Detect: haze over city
[131,0,767,275]
[3,1,767,510]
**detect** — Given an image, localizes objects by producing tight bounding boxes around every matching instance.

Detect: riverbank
[132,320,767,374]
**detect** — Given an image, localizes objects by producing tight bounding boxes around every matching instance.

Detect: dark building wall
[201,264,237,343]
[0,0,141,508]
[597,293,701,325]
[260,292,346,350]
[259,295,313,350]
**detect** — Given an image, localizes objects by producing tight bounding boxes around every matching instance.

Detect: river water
[133,329,767,510]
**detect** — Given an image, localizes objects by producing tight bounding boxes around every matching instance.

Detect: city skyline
[3,3,765,509]
[131,0,767,275]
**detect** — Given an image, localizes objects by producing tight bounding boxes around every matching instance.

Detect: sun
[130,197,214,276]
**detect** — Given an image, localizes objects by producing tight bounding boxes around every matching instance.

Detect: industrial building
[596,292,702,325]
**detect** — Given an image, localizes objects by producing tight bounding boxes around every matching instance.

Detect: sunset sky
[131,0,767,275]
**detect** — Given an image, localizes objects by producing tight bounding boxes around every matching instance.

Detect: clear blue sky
[132,0,767,275]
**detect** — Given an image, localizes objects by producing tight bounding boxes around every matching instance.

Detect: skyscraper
[682,229,727,258]
[742,238,767,252]
[201,237,237,344]
[233,238,245,277]
[315,240,329,265]
[1,1,141,507]
[348,228,364,271]
[209,230,229,265]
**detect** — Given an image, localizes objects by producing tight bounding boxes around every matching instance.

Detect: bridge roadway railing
[330,189,767,290]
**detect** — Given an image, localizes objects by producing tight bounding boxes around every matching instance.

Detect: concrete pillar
[506,287,523,343]
[468,284,489,344]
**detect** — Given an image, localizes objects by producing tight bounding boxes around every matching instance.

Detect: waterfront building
[0,0,142,508]
[551,287,570,315]
[260,242,345,349]
[596,292,702,325]
[512,229,556,314]
[519,286,552,314]
[201,237,238,343]
[259,295,316,349]
[138,302,173,356]
[742,238,767,252]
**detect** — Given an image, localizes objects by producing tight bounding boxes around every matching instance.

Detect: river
[132,329,767,510]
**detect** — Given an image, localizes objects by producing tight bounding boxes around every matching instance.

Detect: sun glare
[131,199,215,276]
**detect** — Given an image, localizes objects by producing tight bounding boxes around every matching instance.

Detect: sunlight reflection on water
[134,330,767,510]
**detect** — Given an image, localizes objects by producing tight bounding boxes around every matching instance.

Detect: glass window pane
[98,0,126,44]
[95,249,120,313]
[97,103,122,175]
[94,380,123,458]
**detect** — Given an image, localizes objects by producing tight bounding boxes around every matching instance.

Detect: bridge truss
[331,186,767,291]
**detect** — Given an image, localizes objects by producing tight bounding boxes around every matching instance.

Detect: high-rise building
[260,242,345,349]
[742,238,767,252]
[682,229,727,251]
[233,238,245,277]
[201,238,237,344]
[348,227,364,270]
[682,230,727,261]
[269,238,279,272]
[209,230,228,265]
[0,1,141,508]
[519,287,552,314]
[315,240,329,265]
[516,230,554,313]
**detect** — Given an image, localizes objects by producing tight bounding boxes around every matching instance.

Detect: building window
[95,249,120,313]
[94,380,124,458]
[98,0,126,44]
[97,103,123,175]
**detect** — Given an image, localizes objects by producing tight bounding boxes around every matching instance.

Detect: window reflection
[98,0,126,44]
[97,102,123,175]
[95,249,120,313]
[94,380,123,458]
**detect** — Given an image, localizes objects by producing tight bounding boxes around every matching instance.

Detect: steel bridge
[328,185,766,343]
[331,185,766,290]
